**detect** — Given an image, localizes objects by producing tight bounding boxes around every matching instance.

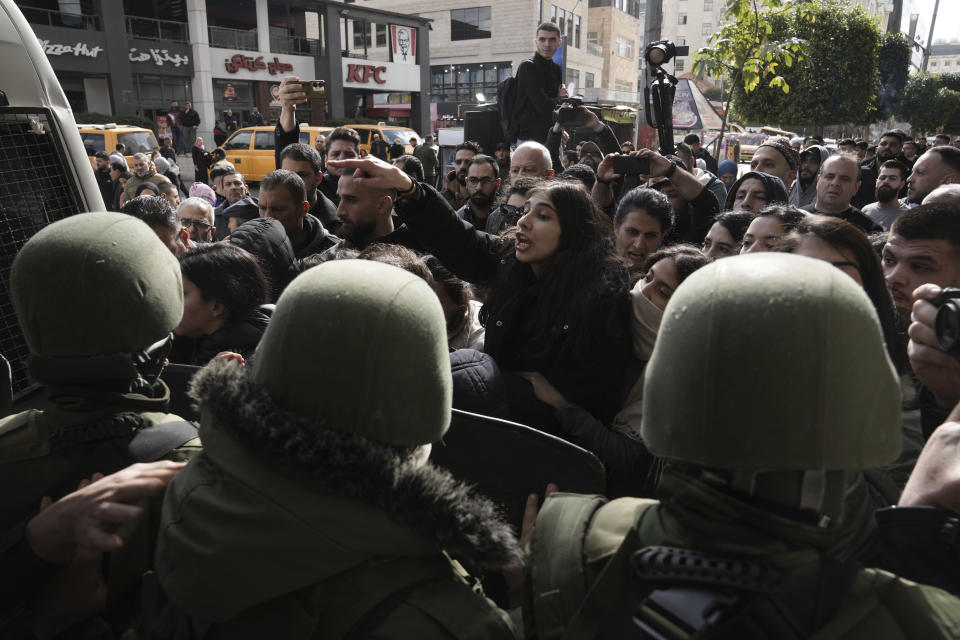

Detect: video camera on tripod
[643,39,689,156]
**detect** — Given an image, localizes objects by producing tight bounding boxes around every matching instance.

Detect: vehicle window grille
[0,109,87,399]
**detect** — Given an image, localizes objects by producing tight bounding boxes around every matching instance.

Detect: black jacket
[395,184,632,428]
[294,212,340,260]
[169,310,270,366]
[514,54,562,143]
[227,217,301,302]
[665,183,720,246]
[803,203,883,233]
[545,124,620,175]
[181,108,200,127]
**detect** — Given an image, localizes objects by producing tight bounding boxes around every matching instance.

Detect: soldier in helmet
[524,253,960,637]
[0,212,201,636]
[155,260,518,638]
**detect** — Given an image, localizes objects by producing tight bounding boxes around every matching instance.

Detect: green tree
[900,73,960,134]
[938,72,960,134]
[693,0,809,154]
[872,32,912,121]
[731,2,882,126]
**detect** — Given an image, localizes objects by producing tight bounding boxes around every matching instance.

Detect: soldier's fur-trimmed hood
[187,360,521,571]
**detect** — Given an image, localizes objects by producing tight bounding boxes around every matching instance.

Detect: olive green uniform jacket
[525,469,960,639]
[0,382,200,635]
[155,361,518,639]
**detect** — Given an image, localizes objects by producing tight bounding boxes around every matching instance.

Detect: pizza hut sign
[224,53,294,75]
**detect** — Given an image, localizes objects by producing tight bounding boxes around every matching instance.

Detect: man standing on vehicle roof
[181,101,200,151]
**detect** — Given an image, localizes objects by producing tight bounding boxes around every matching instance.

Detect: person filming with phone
[545,99,619,174]
[593,148,719,248]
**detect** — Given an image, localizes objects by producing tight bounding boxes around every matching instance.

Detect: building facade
[361,0,607,125]
[18,0,431,145]
[929,42,960,73]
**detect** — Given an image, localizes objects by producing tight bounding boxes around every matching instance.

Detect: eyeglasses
[466,176,497,186]
[181,218,212,229]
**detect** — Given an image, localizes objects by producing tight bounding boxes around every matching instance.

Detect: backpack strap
[528,493,609,640]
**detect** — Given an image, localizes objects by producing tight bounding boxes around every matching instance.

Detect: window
[451,6,491,40]
[80,132,105,155]
[352,20,371,47]
[565,68,580,87]
[946,60,953,67]
[253,131,275,150]
[566,13,574,43]
[430,61,512,103]
[585,72,595,88]
[223,131,252,150]
[616,36,633,59]
[675,59,684,72]
[677,37,686,46]
[574,15,581,48]
[558,8,566,36]
[551,4,557,22]
[376,23,386,47]
[704,0,713,10]
[588,31,598,44]
[701,22,712,35]
[678,13,687,24]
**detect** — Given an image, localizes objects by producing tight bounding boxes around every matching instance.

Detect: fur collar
[190,360,521,571]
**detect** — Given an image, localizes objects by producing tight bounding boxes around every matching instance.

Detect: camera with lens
[556,95,587,127]
[934,287,960,354]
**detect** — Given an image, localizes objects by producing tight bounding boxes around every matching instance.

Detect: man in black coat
[513,22,564,145]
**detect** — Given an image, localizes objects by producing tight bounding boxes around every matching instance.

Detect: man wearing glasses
[178,197,216,243]
[457,155,502,233]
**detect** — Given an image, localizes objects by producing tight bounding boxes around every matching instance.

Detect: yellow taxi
[346,123,422,156]
[219,125,333,182]
[77,124,159,169]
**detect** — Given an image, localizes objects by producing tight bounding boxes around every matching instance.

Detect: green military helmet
[11,212,183,361]
[253,259,452,446]
[642,252,901,472]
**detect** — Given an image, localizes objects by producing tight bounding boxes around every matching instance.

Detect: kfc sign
[346,63,386,84]
[341,57,420,92]
[224,53,294,75]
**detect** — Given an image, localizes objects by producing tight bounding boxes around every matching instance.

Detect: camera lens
[935,299,960,354]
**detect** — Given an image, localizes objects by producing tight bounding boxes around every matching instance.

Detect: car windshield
[382,129,421,144]
[117,131,158,155]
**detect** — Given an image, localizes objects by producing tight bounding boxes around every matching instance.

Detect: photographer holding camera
[874,283,960,596]
[544,99,619,175]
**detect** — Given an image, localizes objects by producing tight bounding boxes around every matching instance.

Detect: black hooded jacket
[723,170,789,212]
[228,217,301,302]
[169,310,270,366]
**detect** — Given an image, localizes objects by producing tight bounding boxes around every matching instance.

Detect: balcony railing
[209,25,258,51]
[586,42,603,57]
[270,33,320,56]
[20,5,100,29]
[125,16,189,43]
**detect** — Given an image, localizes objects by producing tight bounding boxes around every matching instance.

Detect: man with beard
[855,130,907,208]
[321,166,420,256]
[863,160,910,230]
[906,146,960,206]
[788,144,828,209]
[123,153,171,202]
[457,155,501,233]
[442,141,482,210]
[92,151,114,208]
[494,142,511,183]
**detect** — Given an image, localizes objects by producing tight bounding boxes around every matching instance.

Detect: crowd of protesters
[5,23,960,635]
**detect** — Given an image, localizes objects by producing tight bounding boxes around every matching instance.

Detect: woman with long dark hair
[328,156,632,431]
[169,243,271,366]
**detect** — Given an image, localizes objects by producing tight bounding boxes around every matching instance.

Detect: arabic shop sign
[129,47,189,68]
[209,47,315,81]
[38,39,102,58]
[224,53,293,75]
